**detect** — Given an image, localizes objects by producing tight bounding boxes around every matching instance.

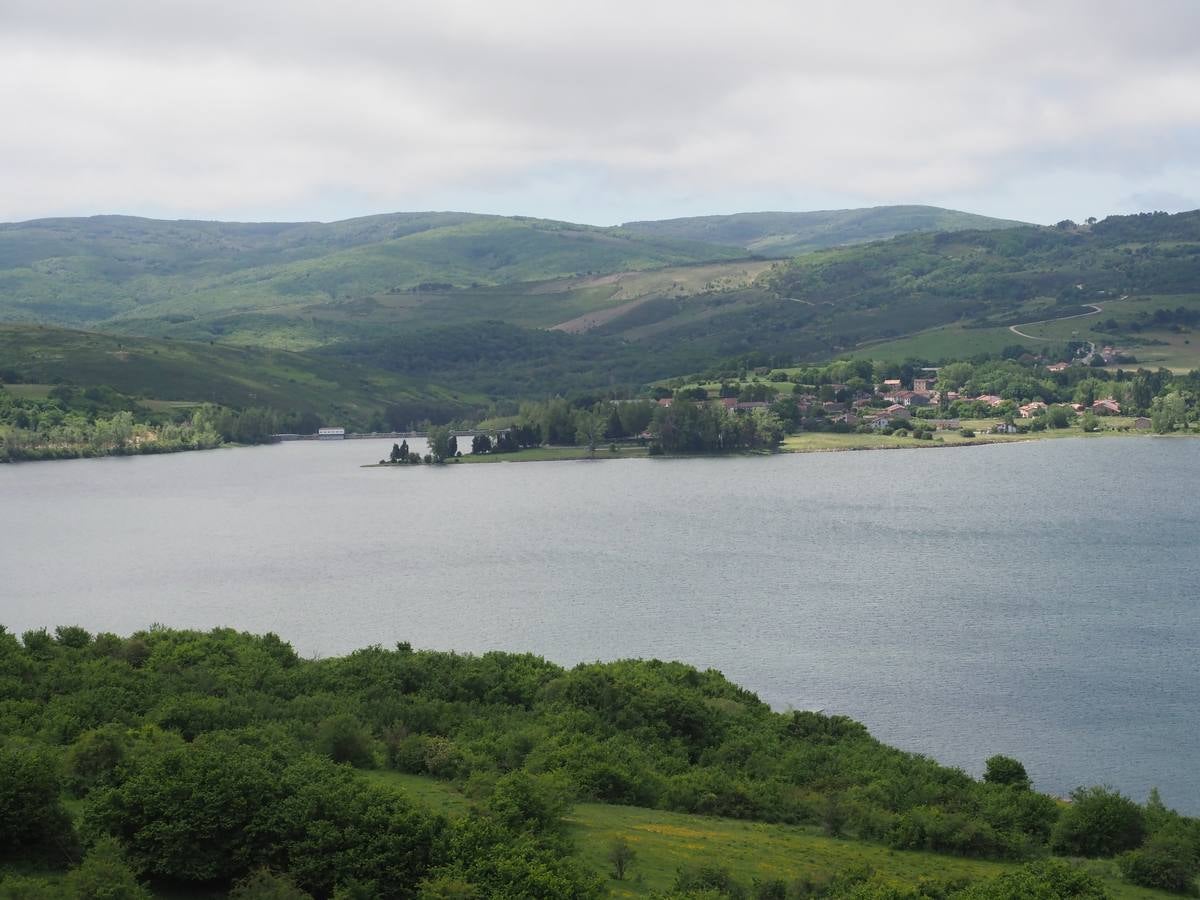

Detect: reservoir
[2,437,1198,812]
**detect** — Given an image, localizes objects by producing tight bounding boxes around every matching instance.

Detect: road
[1008,303,1103,341]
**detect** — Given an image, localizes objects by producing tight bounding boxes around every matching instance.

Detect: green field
[849,292,1200,371]
[358,772,1173,900]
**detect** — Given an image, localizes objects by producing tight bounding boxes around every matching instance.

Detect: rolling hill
[0,324,483,427]
[4,209,1197,412]
[620,205,1027,257]
[0,212,745,334]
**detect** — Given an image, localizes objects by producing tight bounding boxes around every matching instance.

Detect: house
[657,398,673,408]
[822,401,847,413]
[869,414,894,429]
[883,404,911,418]
[835,412,860,426]
[879,379,902,392]
[735,401,770,412]
[715,397,738,410]
[991,422,1019,434]
[1019,402,1046,418]
[1092,398,1121,415]
[1047,362,1070,373]
[975,395,1005,407]
[912,377,934,393]
[1134,416,1152,430]
[317,427,345,440]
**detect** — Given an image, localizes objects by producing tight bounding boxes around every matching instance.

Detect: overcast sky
[3,0,1199,226]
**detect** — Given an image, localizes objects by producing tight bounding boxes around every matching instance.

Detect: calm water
[2,438,1198,812]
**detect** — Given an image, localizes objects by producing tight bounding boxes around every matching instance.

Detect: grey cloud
[1,1,1199,223]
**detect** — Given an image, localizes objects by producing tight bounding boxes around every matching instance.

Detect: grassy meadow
[359,772,1174,900]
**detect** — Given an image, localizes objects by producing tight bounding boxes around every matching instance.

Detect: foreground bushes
[2,626,1199,895]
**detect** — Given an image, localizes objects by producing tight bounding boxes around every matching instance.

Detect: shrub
[1050,786,1146,858]
[1117,825,1200,893]
[0,746,76,861]
[65,837,152,900]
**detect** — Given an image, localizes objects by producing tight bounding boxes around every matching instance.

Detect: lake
[2,437,1198,812]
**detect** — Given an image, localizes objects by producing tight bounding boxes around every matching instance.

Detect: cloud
[2,0,1199,224]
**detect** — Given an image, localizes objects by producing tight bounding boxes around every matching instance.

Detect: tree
[229,868,313,899]
[606,837,636,881]
[448,435,458,457]
[65,836,153,900]
[0,746,76,861]
[426,426,453,463]
[1151,392,1186,433]
[470,434,491,454]
[983,755,1031,791]
[605,406,625,439]
[1050,786,1146,857]
[575,412,604,453]
[389,443,403,463]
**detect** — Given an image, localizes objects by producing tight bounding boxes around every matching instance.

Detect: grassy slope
[0,324,483,424]
[850,292,1200,370]
[620,206,1027,257]
[0,213,742,335]
[364,772,1171,900]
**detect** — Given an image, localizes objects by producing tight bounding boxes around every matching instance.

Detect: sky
[3,0,1199,226]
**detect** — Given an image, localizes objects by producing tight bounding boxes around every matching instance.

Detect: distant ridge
[620,205,1028,257]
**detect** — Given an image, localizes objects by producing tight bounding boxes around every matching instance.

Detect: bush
[951,859,1107,899]
[65,837,152,900]
[1050,786,1146,858]
[0,746,76,861]
[983,755,1031,791]
[1117,825,1200,893]
[315,715,375,768]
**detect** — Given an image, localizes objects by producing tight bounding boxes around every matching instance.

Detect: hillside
[620,205,1027,257]
[0,324,482,427]
[1,627,1192,898]
[0,212,744,334]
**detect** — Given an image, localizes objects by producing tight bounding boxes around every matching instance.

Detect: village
[656,360,1153,438]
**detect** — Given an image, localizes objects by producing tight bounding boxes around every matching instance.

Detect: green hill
[0,213,744,334]
[620,205,1027,257]
[0,324,482,426]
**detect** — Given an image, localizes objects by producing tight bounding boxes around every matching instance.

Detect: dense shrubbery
[1,626,1197,896]
[0,384,288,462]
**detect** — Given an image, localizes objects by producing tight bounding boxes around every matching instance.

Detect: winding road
[1008,303,1104,341]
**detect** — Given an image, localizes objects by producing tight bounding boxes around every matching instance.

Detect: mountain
[0,213,745,335]
[620,205,1028,257]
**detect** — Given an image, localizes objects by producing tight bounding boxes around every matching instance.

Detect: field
[360,772,1173,900]
[850,293,1200,371]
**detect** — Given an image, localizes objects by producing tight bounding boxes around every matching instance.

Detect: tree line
[2,627,1197,897]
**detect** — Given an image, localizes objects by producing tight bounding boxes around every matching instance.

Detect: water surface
[2,437,1197,811]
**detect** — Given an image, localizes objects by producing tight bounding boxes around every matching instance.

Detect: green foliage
[1051,787,1146,858]
[621,206,1024,257]
[951,859,1108,899]
[63,837,151,900]
[314,714,375,768]
[0,745,76,861]
[607,836,636,880]
[1117,822,1200,893]
[229,868,313,899]
[4,627,1199,897]
[983,756,1031,791]
[426,425,454,463]
[82,735,441,895]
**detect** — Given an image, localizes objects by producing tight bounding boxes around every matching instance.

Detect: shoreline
[362,428,1196,467]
